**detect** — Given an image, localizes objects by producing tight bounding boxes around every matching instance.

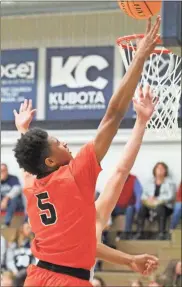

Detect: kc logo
[50,55,109,89]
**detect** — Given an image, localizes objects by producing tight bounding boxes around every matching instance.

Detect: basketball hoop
[117,34,182,138]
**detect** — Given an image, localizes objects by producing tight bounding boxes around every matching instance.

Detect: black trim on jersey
[37,260,90,281]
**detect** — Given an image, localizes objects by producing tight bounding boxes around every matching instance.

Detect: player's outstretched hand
[136,16,161,59]
[13,99,36,134]
[129,254,159,276]
[133,85,158,123]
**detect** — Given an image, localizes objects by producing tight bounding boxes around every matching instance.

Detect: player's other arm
[96,242,159,276]
[13,99,36,134]
[95,118,146,229]
[95,86,158,229]
[94,17,161,163]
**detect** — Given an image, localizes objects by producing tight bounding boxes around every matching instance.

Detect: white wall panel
[1,130,181,188]
[1,11,145,49]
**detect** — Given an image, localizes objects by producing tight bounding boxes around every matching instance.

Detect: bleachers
[110,214,171,233]
[95,271,140,286]
[1,212,24,241]
[95,215,181,286]
[96,229,181,286]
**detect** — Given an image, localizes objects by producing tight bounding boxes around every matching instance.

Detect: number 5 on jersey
[36,192,57,226]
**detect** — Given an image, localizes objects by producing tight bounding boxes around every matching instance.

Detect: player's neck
[37,168,57,179]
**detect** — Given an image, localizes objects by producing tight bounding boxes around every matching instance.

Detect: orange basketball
[118,1,162,19]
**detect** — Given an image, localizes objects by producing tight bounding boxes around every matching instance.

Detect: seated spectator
[170,182,182,230]
[92,276,106,287]
[131,279,143,287]
[1,163,24,227]
[135,162,176,240]
[112,174,142,234]
[163,259,181,287]
[1,271,15,287]
[1,235,7,271]
[6,222,35,277]
[148,274,170,287]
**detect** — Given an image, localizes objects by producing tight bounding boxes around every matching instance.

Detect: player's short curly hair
[14,128,51,176]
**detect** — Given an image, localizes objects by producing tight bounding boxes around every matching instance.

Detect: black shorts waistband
[37,260,90,281]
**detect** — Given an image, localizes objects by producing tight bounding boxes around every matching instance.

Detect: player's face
[45,137,73,168]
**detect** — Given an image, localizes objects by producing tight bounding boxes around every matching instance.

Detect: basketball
[118,1,162,19]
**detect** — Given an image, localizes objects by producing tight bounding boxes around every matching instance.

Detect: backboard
[161,0,181,56]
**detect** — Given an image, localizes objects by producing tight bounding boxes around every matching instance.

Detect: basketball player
[18,88,159,285]
[18,85,159,283]
[13,17,161,287]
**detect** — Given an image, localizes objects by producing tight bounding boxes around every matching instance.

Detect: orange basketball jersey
[24,142,101,270]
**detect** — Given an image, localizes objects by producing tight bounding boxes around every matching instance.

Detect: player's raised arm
[93,16,161,163]
[95,86,158,230]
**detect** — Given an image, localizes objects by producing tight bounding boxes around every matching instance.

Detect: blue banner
[1,49,38,121]
[46,46,114,120]
[124,102,136,119]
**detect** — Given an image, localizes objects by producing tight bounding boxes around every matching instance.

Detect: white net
[118,36,182,138]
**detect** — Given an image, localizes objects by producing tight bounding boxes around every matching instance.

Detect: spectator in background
[1,235,7,270]
[135,162,176,240]
[92,276,106,287]
[112,174,142,236]
[131,279,143,287]
[6,222,35,277]
[1,163,24,227]
[163,260,182,287]
[148,274,170,287]
[170,182,182,230]
[1,271,15,287]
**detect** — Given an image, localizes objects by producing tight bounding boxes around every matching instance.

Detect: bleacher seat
[1,211,24,241]
[95,228,181,286]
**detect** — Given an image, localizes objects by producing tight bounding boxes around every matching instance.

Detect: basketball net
[117,35,182,138]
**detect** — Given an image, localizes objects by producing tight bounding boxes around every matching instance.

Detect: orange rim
[117,34,171,54]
